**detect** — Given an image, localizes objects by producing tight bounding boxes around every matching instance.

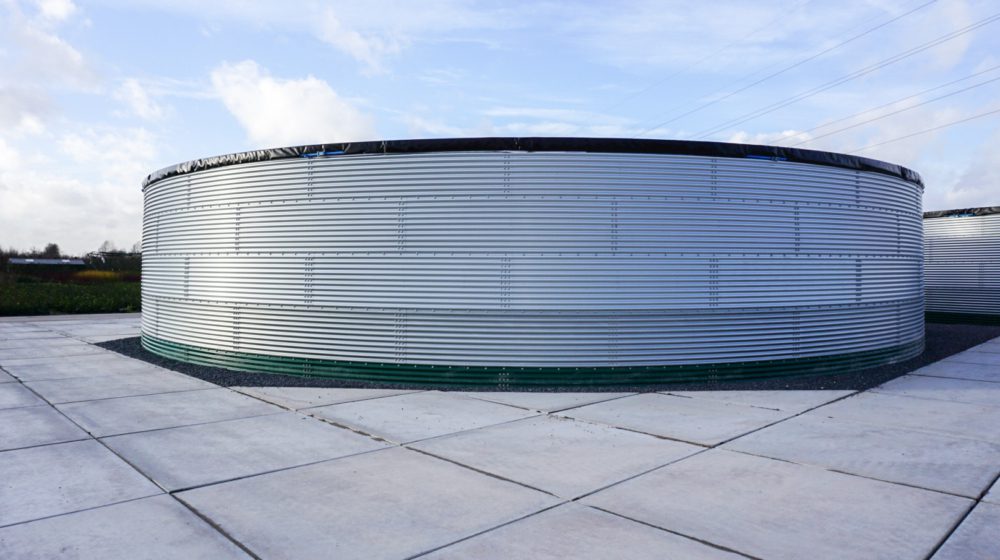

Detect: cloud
[935,128,1000,209]
[0,126,155,254]
[728,129,813,146]
[210,60,376,147]
[316,10,403,74]
[114,79,165,120]
[34,0,77,21]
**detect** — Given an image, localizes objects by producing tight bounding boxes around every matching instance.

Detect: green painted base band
[926,312,1000,326]
[141,334,924,387]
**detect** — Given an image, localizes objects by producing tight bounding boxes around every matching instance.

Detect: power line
[690,12,1000,140]
[633,0,938,138]
[593,0,814,118]
[791,73,1000,146]
[785,63,1000,145]
[847,106,1000,153]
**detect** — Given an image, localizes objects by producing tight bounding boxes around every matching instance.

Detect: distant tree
[130,241,142,254]
[98,240,117,253]
[41,243,61,258]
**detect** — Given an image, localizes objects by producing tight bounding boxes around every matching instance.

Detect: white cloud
[937,128,1000,209]
[0,126,155,254]
[210,60,376,147]
[115,79,165,120]
[0,137,21,170]
[316,10,403,75]
[34,0,77,21]
[728,129,813,146]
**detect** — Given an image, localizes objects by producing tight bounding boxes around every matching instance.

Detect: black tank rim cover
[143,137,923,189]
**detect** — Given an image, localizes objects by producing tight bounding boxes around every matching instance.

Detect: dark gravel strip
[98,321,1000,392]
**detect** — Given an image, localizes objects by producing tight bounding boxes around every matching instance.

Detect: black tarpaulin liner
[142,137,924,189]
[924,206,1000,219]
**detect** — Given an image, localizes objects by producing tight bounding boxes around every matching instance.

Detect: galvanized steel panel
[925,211,1000,316]
[141,149,924,377]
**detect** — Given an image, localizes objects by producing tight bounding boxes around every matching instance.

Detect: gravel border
[98,321,1000,392]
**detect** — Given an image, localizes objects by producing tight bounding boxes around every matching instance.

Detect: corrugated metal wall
[925,211,1000,317]
[141,150,924,376]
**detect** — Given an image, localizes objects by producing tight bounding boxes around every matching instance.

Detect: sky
[1,0,998,255]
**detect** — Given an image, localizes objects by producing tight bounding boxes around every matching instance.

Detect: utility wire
[691,12,1000,139]
[785,63,1000,145]
[633,0,938,138]
[791,73,1000,146]
[847,106,1000,153]
[593,0,813,117]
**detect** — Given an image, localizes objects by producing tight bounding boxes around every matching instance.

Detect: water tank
[141,137,924,385]
[924,206,1000,322]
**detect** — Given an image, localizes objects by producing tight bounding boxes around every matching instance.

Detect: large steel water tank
[141,138,924,385]
[924,206,1000,322]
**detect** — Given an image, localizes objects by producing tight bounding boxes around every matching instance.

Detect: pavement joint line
[922,503,977,560]
[0,494,162,531]
[169,494,264,560]
[910,371,1000,385]
[0,435,93,455]
[867,387,1000,409]
[163,445,397,494]
[299,414,397,444]
[568,447,714,503]
[660,391,786,412]
[232,387,427,412]
[457,391,639,413]
[720,447,983,500]
[32,385,224,406]
[0,348,119,361]
[705,389,863,448]
[61,407,287,440]
[20,376,265,558]
[404,501,570,559]
[404,446,560,497]
[587,505,762,560]
[558,390,869,503]
[379,411,548,447]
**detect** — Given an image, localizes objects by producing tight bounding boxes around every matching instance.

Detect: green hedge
[0,282,141,316]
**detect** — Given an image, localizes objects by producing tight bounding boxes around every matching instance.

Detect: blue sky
[1,0,998,255]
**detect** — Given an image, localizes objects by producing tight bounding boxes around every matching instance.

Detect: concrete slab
[422,503,743,559]
[233,386,416,410]
[817,392,1000,444]
[0,495,249,559]
[177,447,557,560]
[3,354,172,382]
[562,393,788,446]
[872,375,1000,408]
[969,340,1000,354]
[0,384,45,410]
[104,412,390,491]
[911,360,1000,384]
[58,388,280,437]
[0,336,92,349]
[0,370,13,383]
[584,449,970,560]
[0,406,89,451]
[79,334,139,343]
[308,391,537,444]
[724,413,1000,497]
[412,415,701,498]
[0,343,109,361]
[984,479,998,504]
[455,391,634,412]
[0,440,161,527]
[664,390,853,413]
[946,350,1000,367]
[25,371,214,404]
[932,502,1000,560]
